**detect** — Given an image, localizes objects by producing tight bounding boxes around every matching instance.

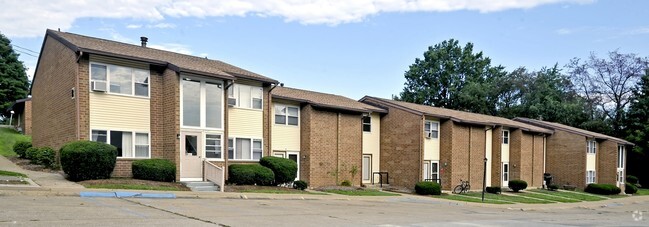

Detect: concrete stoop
[182,181,220,192]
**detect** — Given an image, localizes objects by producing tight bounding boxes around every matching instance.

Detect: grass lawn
[435,194,513,204]
[529,189,606,201]
[462,192,553,204]
[80,178,190,191]
[0,127,31,157]
[635,188,649,196]
[323,189,399,196]
[0,170,28,178]
[507,191,581,203]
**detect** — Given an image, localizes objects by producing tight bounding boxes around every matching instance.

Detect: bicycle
[453,180,470,194]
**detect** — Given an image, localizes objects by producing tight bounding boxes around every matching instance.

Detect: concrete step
[181,181,220,192]
[182,181,215,187]
[191,185,220,192]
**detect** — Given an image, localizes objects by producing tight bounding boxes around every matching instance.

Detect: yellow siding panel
[271,101,300,151]
[485,127,493,187]
[89,93,150,131]
[228,108,263,138]
[362,113,381,183]
[423,118,440,161]
[586,153,596,171]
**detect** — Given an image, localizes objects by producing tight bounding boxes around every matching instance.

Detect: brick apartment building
[270,87,386,187]
[9,97,32,135]
[514,118,632,190]
[360,96,553,190]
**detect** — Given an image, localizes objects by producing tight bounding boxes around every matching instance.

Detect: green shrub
[25,147,38,160]
[626,175,639,184]
[584,184,621,195]
[415,181,441,195]
[228,164,275,186]
[486,186,501,194]
[340,180,352,186]
[625,182,638,194]
[293,180,308,190]
[13,141,32,158]
[548,184,559,191]
[132,159,176,182]
[508,180,528,192]
[60,141,117,181]
[34,147,56,168]
[259,156,298,185]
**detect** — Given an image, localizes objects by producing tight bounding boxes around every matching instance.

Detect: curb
[80,191,176,199]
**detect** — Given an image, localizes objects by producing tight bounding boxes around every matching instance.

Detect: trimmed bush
[259,156,298,185]
[548,184,559,191]
[293,180,308,190]
[228,164,275,186]
[584,183,621,195]
[60,141,117,181]
[486,186,502,194]
[625,182,638,194]
[13,141,31,158]
[340,180,352,186]
[132,159,176,182]
[34,147,56,168]
[25,147,39,160]
[415,181,441,195]
[626,175,639,184]
[508,180,528,192]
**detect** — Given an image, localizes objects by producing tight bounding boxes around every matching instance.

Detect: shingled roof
[360,96,553,134]
[43,29,277,83]
[272,87,386,113]
[514,117,633,145]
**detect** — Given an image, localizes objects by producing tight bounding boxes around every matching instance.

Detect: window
[228,137,263,161]
[91,130,149,158]
[205,134,222,159]
[275,104,299,126]
[586,170,596,184]
[424,121,439,138]
[431,161,439,180]
[503,163,509,182]
[228,84,263,109]
[362,116,371,132]
[617,145,625,169]
[181,77,223,129]
[587,140,597,154]
[362,155,371,181]
[502,130,509,144]
[90,63,149,97]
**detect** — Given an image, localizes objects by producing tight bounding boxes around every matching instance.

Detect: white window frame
[502,162,510,182]
[362,115,371,133]
[617,145,625,184]
[90,129,151,159]
[586,170,596,184]
[205,134,224,160]
[424,121,439,139]
[180,76,224,130]
[502,130,510,144]
[227,137,263,161]
[431,161,440,181]
[228,84,263,110]
[89,62,150,98]
[362,154,372,181]
[274,104,299,126]
[587,140,597,154]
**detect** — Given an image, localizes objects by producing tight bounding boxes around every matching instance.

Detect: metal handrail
[372,172,389,187]
[203,161,224,192]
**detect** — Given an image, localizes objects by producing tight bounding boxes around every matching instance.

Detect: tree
[566,51,649,137]
[397,39,506,114]
[624,70,649,184]
[0,32,29,118]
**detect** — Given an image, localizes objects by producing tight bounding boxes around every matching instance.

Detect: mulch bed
[80,178,190,191]
[8,157,62,174]
[225,185,301,192]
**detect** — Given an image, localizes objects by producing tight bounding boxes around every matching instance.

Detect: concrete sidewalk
[0,155,83,189]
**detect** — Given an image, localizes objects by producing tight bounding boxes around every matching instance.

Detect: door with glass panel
[180,132,203,180]
[362,155,372,183]
[502,162,509,187]
[288,152,300,181]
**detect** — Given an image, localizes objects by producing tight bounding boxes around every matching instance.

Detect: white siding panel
[362,113,381,183]
[228,108,263,138]
[89,93,150,131]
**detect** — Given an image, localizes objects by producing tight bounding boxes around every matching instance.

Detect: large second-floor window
[362,116,371,132]
[90,63,149,97]
[275,104,299,126]
[587,140,597,154]
[182,77,223,129]
[228,84,263,109]
[502,130,510,144]
[424,121,439,138]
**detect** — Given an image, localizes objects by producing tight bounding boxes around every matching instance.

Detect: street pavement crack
[119,198,229,226]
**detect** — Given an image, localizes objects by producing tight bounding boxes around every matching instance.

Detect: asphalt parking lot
[0,192,647,226]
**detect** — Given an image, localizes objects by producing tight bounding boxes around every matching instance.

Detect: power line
[11,44,39,54]
[14,49,38,58]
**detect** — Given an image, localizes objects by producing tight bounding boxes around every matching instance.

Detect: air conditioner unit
[227,97,237,106]
[425,131,433,138]
[91,81,107,92]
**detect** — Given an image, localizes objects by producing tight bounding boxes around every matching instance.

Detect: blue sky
[2,0,648,100]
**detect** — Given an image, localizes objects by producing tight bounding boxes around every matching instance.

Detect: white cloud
[555,28,573,35]
[148,43,193,55]
[147,23,176,29]
[1,0,594,37]
[126,24,143,29]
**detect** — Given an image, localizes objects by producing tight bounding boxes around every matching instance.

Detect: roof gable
[272,87,386,113]
[514,117,633,145]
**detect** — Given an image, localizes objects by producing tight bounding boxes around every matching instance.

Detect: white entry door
[362,155,372,183]
[502,162,510,187]
[180,132,203,181]
[287,152,300,181]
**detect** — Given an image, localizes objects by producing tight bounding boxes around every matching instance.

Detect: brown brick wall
[440,120,454,189]
[546,130,586,188]
[299,105,363,187]
[263,85,271,156]
[111,160,134,177]
[378,106,422,188]
[77,57,90,140]
[442,124,487,190]
[31,36,79,150]
[532,135,545,187]
[23,100,32,135]
[162,69,180,180]
[491,127,503,187]
[509,129,522,182]
[598,140,618,185]
[468,125,487,190]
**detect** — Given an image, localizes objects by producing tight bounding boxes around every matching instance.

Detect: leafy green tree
[624,70,649,184]
[0,32,29,118]
[397,39,506,114]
